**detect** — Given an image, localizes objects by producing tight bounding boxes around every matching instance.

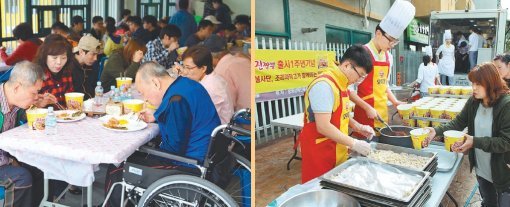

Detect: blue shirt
[169,10,197,45]
[154,76,220,164]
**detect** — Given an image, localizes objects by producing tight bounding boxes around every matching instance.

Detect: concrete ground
[255,136,482,207]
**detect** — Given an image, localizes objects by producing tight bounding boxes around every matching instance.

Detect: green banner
[406,19,429,44]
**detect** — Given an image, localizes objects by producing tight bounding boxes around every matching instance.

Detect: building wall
[287,0,391,42]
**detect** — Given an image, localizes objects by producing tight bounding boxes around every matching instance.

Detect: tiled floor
[255,135,482,207]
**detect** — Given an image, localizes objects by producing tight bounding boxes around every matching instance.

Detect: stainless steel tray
[320,158,431,203]
[371,143,438,172]
[422,145,458,172]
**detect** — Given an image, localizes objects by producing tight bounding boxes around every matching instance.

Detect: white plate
[100,115,148,132]
[55,110,86,123]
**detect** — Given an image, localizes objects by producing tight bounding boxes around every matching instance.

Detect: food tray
[320,158,431,203]
[321,179,431,207]
[372,143,438,172]
[410,116,451,123]
[422,145,458,172]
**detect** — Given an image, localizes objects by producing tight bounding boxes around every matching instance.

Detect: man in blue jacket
[170,0,197,45]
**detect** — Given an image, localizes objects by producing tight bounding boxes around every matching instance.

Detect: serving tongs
[376,115,393,132]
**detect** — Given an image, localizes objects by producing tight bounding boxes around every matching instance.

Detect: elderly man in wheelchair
[104,62,251,207]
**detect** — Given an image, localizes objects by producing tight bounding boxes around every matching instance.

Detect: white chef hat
[379,0,416,39]
[424,46,433,57]
[444,30,452,40]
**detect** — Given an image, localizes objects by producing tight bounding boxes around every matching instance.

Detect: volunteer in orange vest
[300,45,376,183]
[351,0,415,136]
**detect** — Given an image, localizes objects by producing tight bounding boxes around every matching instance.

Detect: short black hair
[494,53,510,65]
[159,24,181,39]
[179,0,189,10]
[143,15,158,28]
[105,16,116,35]
[13,23,34,41]
[121,9,131,17]
[340,44,373,74]
[198,20,214,30]
[423,55,431,66]
[72,16,84,26]
[127,16,142,27]
[92,16,104,24]
[234,15,250,26]
[51,22,70,33]
[225,24,236,31]
[212,0,223,3]
[182,45,213,75]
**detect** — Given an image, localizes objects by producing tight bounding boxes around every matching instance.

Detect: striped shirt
[0,83,20,166]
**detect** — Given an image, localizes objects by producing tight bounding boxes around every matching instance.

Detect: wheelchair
[104,109,252,207]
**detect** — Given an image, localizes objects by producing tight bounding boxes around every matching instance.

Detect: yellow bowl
[415,106,431,118]
[428,86,439,95]
[116,77,133,89]
[177,47,188,55]
[65,92,84,110]
[402,118,416,127]
[444,130,465,151]
[397,104,414,119]
[27,108,48,130]
[417,120,430,128]
[123,99,144,114]
[445,108,462,120]
[430,107,445,119]
[410,128,429,150]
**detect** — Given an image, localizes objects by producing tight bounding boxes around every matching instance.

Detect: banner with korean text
[254,50,337,94]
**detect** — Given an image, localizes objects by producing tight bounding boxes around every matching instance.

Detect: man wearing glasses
[351,0,415,138]
[299,45,375,183]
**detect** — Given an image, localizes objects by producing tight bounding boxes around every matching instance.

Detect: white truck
[429,9,508,85]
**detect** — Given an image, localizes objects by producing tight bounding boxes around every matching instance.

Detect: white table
[268,143,464,207]
[0,117,159,207]
[270,113,304,170]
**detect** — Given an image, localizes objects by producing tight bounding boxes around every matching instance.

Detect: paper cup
[397,104,414,119]
[444,130,465,151]
[461,87,473,95]
[438,86,450,95]
[410,128,429,150]
[65,92,84,110]
[428,86,439,95]
[430,107,445,119]
[415,106,431,118]
[417,120,430,128]
[27,108,48,130]
[116,77,133,88]
[431,121,443,127]
[123,99,144,114]
[177,47,188,55]
[450,86,462,95]
[445,108,461,120]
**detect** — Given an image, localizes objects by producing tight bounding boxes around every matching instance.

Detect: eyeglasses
[351,64,367,79]
[183,65,198,71]
[382,32,400,47]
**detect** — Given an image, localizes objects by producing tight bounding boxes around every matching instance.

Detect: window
[167,0,176,17]
[255,0,290,39]
[137,0,163,19]
[326,25,371,45]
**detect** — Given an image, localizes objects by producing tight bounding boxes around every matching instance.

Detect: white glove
[351,139,372,156]
[357,125,375,140]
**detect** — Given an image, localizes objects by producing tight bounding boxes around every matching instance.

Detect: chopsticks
[54,102,66,111]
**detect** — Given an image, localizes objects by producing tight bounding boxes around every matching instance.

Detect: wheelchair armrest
[138,145,199,165]
[229,125,250,136]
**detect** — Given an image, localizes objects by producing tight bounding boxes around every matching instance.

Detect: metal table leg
[286,129,301,170]
[446,191,458,207]
[39,175,94,207]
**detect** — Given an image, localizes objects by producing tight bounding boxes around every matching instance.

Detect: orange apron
[352,45,390,138]
[299,70,350,183]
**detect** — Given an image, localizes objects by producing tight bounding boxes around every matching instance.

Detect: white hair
[8,60,45,85]
[137,61,170,82]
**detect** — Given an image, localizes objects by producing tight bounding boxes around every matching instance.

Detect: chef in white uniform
[436,29,455,85]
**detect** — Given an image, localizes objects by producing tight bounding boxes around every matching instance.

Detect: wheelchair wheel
[138,174,237,207]
[224,152,251,207]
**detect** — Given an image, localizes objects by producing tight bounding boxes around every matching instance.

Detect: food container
[65,92,85,110]
[461,86,473,95]
[431,121,443,127]
[116,77,133,88]
[450,86,462,95]
[438,86,450,95]
[430,107,445,119]
[123,99,144,113]
[397,104,414,119]
[443,130,465,151]
[428,86,439,95]
[410,128,429,150]
[415,106,431,117]
[280,189,360,207]
[27,108,48,130]
[375,126,414,148]
[444,107,462,120]
[402,119,416,127]
[176,46,188,56]
[417,120,430,128]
